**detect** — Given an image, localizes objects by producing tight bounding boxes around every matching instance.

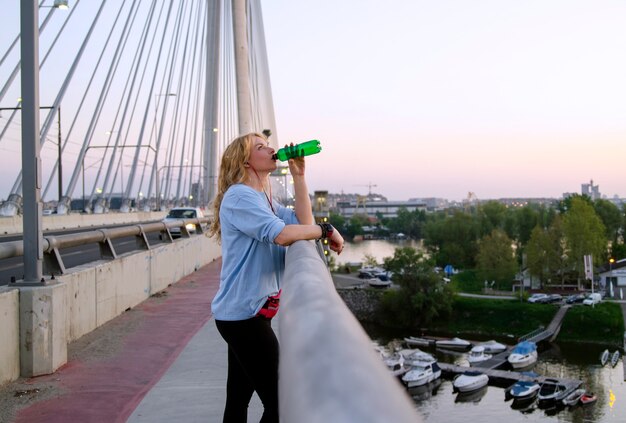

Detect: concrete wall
[0,211,168,235]
[0,287,19,385]
[0,234,221,384]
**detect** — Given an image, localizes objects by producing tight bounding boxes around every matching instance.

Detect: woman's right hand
[328,229,345,255]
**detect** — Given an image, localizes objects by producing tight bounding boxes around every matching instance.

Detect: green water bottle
[272,140,322,161]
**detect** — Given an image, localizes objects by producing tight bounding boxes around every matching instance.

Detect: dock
[438,362,582,392]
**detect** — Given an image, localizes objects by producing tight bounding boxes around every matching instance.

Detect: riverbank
[334,275,626,347]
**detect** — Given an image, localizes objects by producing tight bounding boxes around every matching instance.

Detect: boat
[580,392,597,405]
[600,349,609,366]
[610,350,621,367]
[404,336,435,348]
[436,337,472,352]
[467,346,492,365]
[562,388,586,406]
[401,360,442,388]
[398,348,436,364]
[452,371,489,393]
[507,341,538,369]
[537,378,567,405]
[477,340,507,354]
[508,380,540,401]
[381,353,407,377]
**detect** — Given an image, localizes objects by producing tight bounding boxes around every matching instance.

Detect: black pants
[215,317,279,423]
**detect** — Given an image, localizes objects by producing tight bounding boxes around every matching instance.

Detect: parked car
[565,293,587,304]
[162,207,204,237]
[583,293,602,306]
[546,294,563,304]
[528,293,549,303]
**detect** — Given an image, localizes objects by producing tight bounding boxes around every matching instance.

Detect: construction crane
[354,182,378,195]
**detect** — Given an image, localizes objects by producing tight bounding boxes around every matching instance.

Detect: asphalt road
[0,225,169,286]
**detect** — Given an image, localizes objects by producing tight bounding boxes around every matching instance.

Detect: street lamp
[609,257,615,297]
[41,0,69,9]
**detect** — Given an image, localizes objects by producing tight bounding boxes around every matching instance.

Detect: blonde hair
[208,132,266,242]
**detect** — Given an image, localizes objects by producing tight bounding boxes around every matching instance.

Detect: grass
[450,270,483,294]
[558,302,624,345]
[431,296,555,338]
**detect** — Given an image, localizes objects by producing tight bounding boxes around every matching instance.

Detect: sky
[260,0,626,201]
[1,1,625,203]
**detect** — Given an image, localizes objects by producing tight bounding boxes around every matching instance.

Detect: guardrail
[279,240,421,423]
[0,217,210,276]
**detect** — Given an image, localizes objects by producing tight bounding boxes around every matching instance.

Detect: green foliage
[562,197,607,277]
[476,229,517,290]
[593,199,623,242]
[432,297,555,336]
[378,247,454,327]
[386,207,426,239]
[450,270,483,293]
[558,302,624,344]
[423,211,478,268]
[362,253,378,267]
[343,214,369,239]
[477,201,508,237]
[526,216,565,288]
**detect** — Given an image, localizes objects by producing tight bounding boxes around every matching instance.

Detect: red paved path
[15,259,221,423]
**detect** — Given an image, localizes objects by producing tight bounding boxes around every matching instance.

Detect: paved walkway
[9,259,262,423]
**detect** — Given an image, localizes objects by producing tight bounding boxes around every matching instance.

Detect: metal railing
[278,240,421,423]
[0,217,210,276]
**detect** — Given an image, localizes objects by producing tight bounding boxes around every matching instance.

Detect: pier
[438,362,582,392]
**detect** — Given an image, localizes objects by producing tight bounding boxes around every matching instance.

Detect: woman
[208,132,344,422]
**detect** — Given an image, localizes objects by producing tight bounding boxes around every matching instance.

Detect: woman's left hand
[329,230,345,255]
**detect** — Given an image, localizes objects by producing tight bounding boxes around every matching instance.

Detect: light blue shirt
[211,184,299,321]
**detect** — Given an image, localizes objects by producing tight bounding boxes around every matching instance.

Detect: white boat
[562,388,586,406]
[436,337,472,351]
[600,349,610,366]
[508,380,540,401]
[381,352,408,377]
[398,348,436,364]
[452,371,489,393]
[404,336,435,348]
[401,360,442,388]
[610,350,620,367]
[467,346,492,365]
[537,378,567,404]
[477,340,507,354]
[507,341,538,369]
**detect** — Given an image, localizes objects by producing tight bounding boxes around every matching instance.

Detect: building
[581,179,601,200]
[335,198,426,219]
[598,258,626,299]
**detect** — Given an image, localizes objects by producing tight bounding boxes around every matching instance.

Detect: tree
[526,217,565,288]
[379,247,454,327]
[475,229,517,290]
[424,211,478,268]
[477,201,508,237]
[562,197,607,287]
[593,199,623,242]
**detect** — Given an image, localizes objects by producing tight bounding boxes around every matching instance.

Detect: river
[366,332,625,422]
[346,240,625,422]
[337,239,424,266]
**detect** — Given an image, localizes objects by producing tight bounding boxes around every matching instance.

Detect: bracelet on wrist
[317,223,334,239]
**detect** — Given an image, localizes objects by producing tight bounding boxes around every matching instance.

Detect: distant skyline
[261,0,626,201]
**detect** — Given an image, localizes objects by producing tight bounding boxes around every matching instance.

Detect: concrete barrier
[0,233,221,384]
[0,211,168,235]
[0,287,19,385]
